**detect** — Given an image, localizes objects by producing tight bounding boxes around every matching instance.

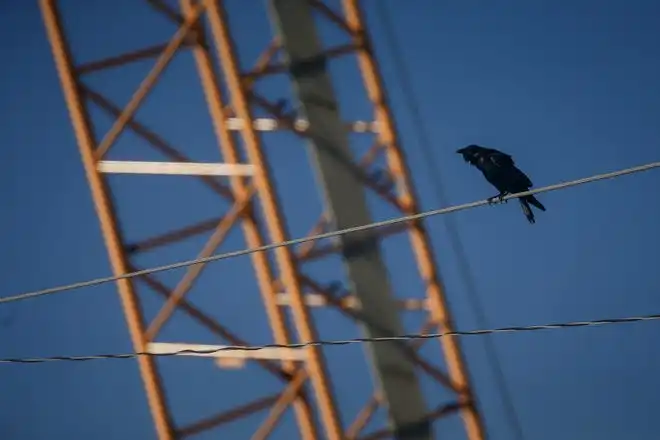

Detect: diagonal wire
[1,160,659,306]
[1,312,658,364]
[373,2,526,439]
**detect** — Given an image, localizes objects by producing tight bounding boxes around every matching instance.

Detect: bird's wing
[498,166,533,188]
[487,151,515,168]
[486,152,534,187]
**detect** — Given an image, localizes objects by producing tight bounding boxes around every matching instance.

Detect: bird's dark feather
[456,144,546,224]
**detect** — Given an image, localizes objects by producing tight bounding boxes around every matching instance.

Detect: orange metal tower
[40,0,486,439]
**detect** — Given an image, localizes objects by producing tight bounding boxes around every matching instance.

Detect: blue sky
[2,0,660,439]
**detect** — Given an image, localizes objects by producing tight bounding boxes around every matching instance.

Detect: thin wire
[2,312,658,364]
[1,160,659,306]
[374,3,526,439]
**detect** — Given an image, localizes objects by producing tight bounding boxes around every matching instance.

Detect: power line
[1,160,659,306]
[2,311,658,365]
[373,3,526,439]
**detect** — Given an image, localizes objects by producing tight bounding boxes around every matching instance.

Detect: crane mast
[39,0,485,438]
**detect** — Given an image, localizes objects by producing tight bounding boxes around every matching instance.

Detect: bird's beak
[456,149,470,163]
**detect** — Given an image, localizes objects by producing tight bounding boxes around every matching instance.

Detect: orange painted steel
[201,2,344,438]
[180,0,320,437]
[39,0,486,439]
[39,1,175,439]
[341,1,486,439]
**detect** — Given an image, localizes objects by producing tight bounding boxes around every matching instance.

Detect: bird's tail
[524,195,546,211]
[518,198,536,224]
[518,195,546,224]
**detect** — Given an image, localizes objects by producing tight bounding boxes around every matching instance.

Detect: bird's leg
[487,192,509,205]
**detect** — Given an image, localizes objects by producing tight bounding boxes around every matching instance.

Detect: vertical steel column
[341,1,486,439]
[267,1,432,439]
[180,1,318,438]
[201,1,344,439]
[38,1,175,439]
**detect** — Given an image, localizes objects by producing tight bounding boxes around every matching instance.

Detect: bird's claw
[487,194,508,205]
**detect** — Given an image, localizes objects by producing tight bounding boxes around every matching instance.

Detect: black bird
[456,144,546,224]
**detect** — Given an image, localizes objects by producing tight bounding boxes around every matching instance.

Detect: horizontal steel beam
[97,160,255,176]
[225,117,377,133]
[147,342,307,364]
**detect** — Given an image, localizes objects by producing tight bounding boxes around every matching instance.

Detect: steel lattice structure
[39,0,486,439]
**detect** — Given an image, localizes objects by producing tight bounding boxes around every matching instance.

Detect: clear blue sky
[2,0,660,439]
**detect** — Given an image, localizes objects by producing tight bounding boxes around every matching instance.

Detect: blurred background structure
[2,0,660,439]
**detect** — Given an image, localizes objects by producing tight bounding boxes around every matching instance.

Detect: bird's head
[456,144,485,165]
